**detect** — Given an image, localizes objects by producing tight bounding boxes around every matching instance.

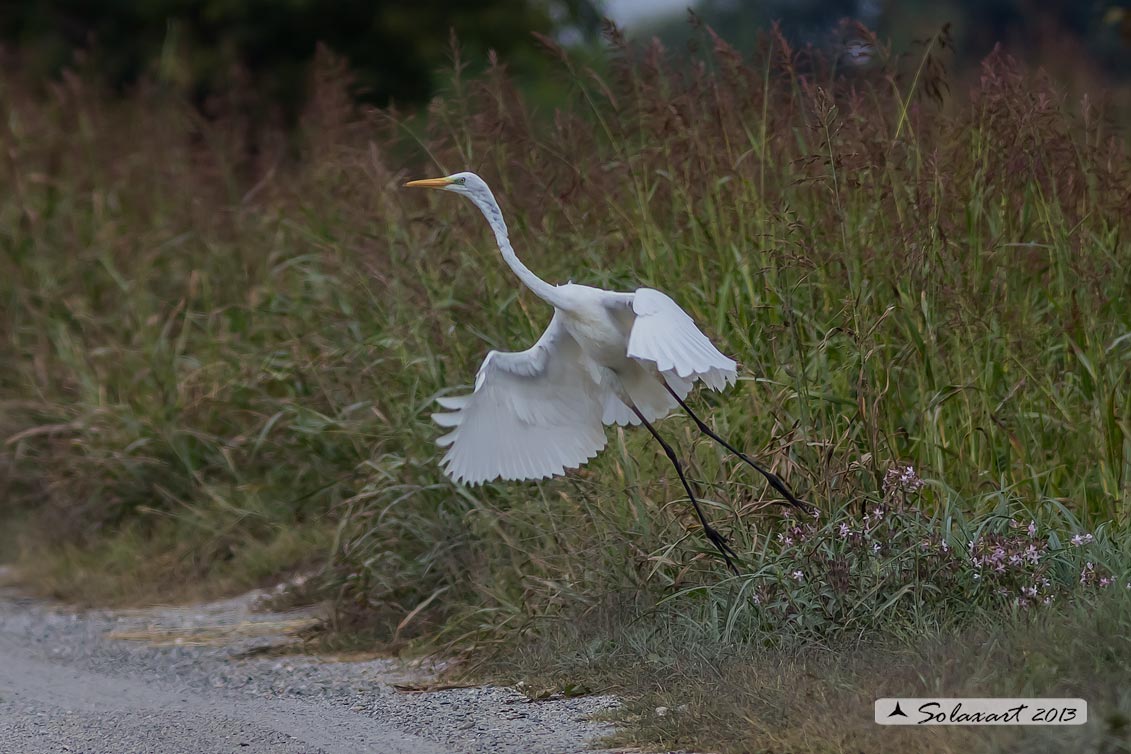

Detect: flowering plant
[706,464,1126,641]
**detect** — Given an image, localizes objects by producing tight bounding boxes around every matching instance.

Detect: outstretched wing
[605,288,737,392]
[432,311,607,485]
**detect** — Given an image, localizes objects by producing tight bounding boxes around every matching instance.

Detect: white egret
[405,172,807,570]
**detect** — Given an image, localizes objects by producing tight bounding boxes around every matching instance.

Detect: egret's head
[404,171,488,198]
[404,171,506,237]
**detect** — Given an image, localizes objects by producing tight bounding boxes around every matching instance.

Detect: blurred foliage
[645,1,1131,84]
[0,0,601,114]
[4,0,1131,119]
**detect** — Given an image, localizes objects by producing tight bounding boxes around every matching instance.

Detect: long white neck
[466,189,567,309]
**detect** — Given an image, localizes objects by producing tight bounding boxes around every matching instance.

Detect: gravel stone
[0,581,619,754]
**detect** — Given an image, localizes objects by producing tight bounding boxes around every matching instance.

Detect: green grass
[2,29,1131,752]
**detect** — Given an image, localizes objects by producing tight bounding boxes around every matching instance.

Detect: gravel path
[0,576,619,754]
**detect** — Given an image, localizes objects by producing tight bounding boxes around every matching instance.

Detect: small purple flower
[883,465,924,496]
[1027,521,1037,537]
[838,522,851,539]
[1070,533,1094,546]
[1021,585,1038,598]
[871,542,881,555]
[1025,545,1041,565]
[791,570,804,582]
[777,532,794,547]
[940,539,950,553]
[1080,562,1096,584]
[1099,576,1114,588]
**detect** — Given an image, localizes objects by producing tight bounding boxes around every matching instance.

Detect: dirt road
[0,578,617,754]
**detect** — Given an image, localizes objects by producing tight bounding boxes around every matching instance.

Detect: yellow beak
[404,177,453,189]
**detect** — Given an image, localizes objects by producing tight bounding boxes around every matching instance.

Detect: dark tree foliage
[0,0,601,110]
[649,0,1131,80]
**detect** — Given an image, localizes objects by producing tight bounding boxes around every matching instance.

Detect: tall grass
[2,25,1130,750]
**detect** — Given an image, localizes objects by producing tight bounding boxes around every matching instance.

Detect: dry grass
[493,588,1131,753]
[106,617,319,647]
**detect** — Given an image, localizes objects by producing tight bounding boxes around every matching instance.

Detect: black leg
[630,405,739,574]
[664,384,813,513]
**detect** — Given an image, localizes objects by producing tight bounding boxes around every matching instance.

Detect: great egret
[405,172,807,570]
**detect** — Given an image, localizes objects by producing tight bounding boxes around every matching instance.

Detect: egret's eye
[456,177,467,185]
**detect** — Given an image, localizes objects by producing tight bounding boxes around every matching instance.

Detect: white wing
[605,288,737,392]
[432,311,607,485]
[598,361,693,426]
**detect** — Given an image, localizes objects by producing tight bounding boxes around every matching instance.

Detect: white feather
[611,288,737,391]
[432,311,608,485]
[599,363,695,426]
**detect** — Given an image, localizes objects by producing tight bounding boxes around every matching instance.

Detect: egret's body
[561,289,627,365]
[406,172,805,569]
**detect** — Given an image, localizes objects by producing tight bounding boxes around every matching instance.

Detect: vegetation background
[2,2,1130,752]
